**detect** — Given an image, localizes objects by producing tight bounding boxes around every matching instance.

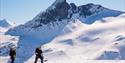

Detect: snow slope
[1,0,124,63]
[1,13,125,63]
[0,27,19,63]
[0,19,18,63]
[25,13,125,63]
[0,19,12,28]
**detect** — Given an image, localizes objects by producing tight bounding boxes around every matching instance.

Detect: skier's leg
[34,56,38,63]
[10,56,14,63]
[40,56,43,63]
[11,59,14,63]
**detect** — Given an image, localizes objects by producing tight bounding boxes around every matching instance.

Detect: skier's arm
[14,51,16,56]
[9,49,12,56]
[35,52,38,55]
[41,50,43,56]
[35,49,38,55]
[14,51,16,58]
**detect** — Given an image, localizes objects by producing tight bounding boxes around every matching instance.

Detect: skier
[34,47,44,63]
[9,48,16,63]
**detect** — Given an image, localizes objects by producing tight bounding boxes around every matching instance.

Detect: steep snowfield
[0,27,19,63]
[0,34,19,61]
[0,0,125,62]
[0,20,19,63]
[25,14,125,63]
[1,14,124,63]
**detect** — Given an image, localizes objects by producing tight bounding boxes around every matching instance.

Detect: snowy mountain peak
[29,0,123,27]
[0,19,11,27]
[6,0,123,37]
[31,0,70,26]
[50,0,67,8]
[50,0,67,7]
[55,0,66,3]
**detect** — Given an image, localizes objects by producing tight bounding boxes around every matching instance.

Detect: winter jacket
[9,49,16,57]
[35,48,43,56]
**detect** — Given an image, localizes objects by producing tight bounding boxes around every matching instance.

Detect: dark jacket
[35,48,43,56]
[9,49,16,57]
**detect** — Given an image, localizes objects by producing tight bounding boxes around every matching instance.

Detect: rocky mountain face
[31,0,105,26]
[25,0,122,28]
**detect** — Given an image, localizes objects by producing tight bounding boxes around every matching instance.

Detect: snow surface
[0,1,125,62]
[0,13,125,63]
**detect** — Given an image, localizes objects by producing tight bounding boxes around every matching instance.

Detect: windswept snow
[27,14,125,63]
[1,13,125,63]
[0,26,19,63]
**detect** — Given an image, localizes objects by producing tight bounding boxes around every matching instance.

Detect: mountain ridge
[0,19,12,28]
[6,0,123,36]
[6,0,124,43]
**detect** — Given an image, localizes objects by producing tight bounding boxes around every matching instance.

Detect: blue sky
[0,0,125,25]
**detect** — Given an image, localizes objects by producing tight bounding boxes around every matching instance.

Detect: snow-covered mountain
[0,19,15,34]
[1,0,124,63]
[0,19,19,62]
[1,13,125,63]
[31,14,125,63]
[6,0,123,42]
[0,19,12,28]
[0,19,18,56]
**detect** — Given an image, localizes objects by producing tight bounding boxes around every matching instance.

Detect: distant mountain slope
[0,19,11,28]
